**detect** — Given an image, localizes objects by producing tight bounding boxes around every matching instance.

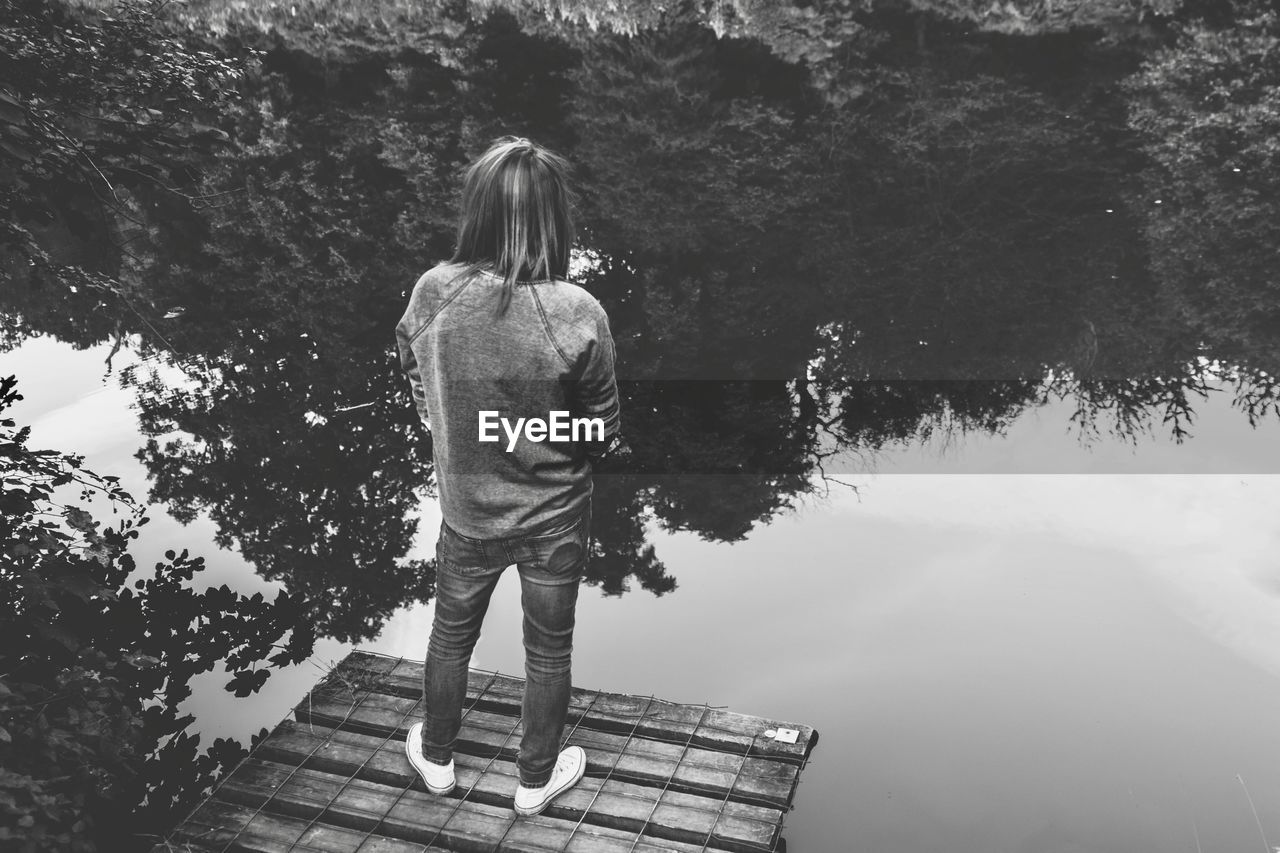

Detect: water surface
[5,1,1280,849]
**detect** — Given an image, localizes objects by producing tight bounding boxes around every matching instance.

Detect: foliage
[6,0,1280,844]
[148,0,471,46]
[895,0,1181,34]
[817,66,1151,380]
[0,375,312,850]
[112,27,473,640]
[10,0,1273,573]
[0,0,249,319]
[1126,2,1280,374]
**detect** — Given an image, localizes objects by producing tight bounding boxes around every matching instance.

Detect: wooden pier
[156,651,819,852]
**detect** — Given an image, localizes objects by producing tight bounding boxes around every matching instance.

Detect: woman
[395,136,622,817]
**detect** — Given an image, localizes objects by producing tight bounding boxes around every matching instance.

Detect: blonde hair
[449,136,575,311]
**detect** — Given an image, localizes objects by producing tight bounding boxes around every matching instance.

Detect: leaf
[58,571,100,603]
[224,668,269,698]
[34,621,79,653]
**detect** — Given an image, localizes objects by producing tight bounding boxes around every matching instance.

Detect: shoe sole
[405,726,455,795]
[514,757,585,817]
[421,775,455,796]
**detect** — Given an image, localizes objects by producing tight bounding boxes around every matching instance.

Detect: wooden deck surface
[155,651,819,853]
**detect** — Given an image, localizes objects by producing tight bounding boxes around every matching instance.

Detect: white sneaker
[513,745,586,816]
[405,721,455,795]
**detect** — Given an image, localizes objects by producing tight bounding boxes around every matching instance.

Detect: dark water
[4,1,1280,850]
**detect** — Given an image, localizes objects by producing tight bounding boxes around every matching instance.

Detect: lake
[3,1,1280,851]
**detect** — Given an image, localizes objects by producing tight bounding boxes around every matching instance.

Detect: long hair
[449,136,576,312]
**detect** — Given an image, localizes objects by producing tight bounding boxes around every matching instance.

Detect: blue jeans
[419,507,590,786]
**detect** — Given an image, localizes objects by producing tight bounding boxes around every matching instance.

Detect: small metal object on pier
[156,650,819,852]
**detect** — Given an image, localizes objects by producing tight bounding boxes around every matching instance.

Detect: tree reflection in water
[9,2,1280,845]
[4,0,1280,646]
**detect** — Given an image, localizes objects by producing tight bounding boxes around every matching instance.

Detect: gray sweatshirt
[396,262,621,540]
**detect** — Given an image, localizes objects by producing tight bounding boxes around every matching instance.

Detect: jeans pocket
[438,522,489,576]
[528,512,590,577]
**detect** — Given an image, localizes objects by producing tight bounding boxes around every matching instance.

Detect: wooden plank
[154,797,424,852]
[295,690,800,809]
[214,758,758,853]
[328,691,797,800]
[254,718,782,851]
[332,653,817,764]
[159,652,819,853]
[215,759,554,853]
[311,686,798,809]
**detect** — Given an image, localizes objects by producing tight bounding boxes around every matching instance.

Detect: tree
[121,63,456,641]
[0,375,314,850]
[0,0,249,351]
[890,0,1179,35]
[1127,2,1280,375]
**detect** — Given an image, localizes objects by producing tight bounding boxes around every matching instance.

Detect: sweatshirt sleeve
[573,304,621,455]
[395,316,431,431]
